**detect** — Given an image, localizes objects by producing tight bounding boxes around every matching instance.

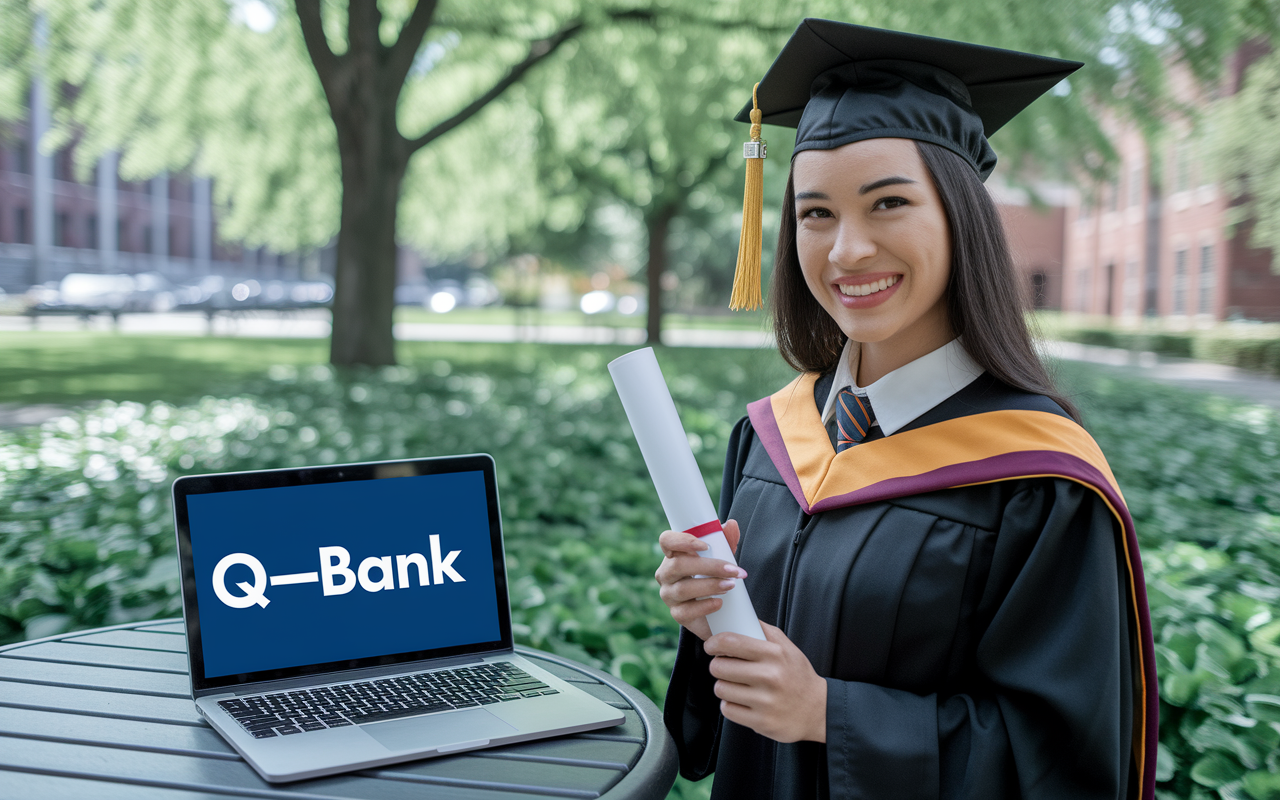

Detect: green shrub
[1194,337,1280,376]
[3,352,1280,798]
[1058,327,1196,358]
[0,351,794,695]
[1060,362,1280,799]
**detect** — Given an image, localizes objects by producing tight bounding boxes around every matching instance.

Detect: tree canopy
[2,0,1275,357]
[1213,45,1280,273]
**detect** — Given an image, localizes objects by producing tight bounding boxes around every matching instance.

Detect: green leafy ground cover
[2,335,1280,798]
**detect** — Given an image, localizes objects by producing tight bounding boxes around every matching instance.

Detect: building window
[1175,139,1192,193]
[1129,162,1143,208]
[88,215,98,249]
[14,207,29,244]
[54,212,70,247]
[1173,247,1188,314]
[1200,243,1216,316]
[54,150,73,182]
[10,143,29,174]
[1125,258,1140,314]
[118,219,129,252]
[1107,178,1119,213]
[1077,267,1091,312]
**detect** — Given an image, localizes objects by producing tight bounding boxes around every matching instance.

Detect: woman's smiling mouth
[832,273,903,308]
[838,274,900,297]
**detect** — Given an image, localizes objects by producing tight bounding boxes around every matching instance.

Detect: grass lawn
[393,305,771,330]
[0,331,785,409]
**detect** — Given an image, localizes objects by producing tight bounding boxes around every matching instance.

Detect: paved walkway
[0,310,774,348]
[2,313,1278,425]
[1041,341,1280,411]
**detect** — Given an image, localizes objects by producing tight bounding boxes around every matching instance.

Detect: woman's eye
[799,207,832,219]
[873,196,909,211]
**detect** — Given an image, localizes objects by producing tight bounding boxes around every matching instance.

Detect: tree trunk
[328,137,405,367]
[645,203,677,345]
[320,6,408,367]
[294,2,584,365]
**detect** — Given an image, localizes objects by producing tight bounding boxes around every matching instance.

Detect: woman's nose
[824,218,875,268]
[829,219,878,267]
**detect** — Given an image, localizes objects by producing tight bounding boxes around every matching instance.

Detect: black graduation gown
[664,372,1153,800]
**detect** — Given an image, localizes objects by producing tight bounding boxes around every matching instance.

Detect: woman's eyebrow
[860,176,916,194]
[795,191,829,201]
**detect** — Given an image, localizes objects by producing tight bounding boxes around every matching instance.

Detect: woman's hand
[655,520,745,641]
[704,621,827,744]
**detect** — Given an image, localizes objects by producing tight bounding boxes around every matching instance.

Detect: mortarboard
[728,19,1082,311]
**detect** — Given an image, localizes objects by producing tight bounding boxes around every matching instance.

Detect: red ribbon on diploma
[684,520,723,538]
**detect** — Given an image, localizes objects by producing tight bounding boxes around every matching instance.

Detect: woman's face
[792,138,953,357]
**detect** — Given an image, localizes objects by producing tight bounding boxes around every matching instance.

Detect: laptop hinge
[192,654,487,699]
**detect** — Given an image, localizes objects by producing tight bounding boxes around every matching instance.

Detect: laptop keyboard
[216,662,559,739]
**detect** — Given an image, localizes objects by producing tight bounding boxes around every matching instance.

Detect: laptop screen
[173,456,512,693]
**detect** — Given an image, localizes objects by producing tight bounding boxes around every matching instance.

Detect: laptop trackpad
[363,708,518,753]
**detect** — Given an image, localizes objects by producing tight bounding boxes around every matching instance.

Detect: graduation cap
[728,19,1082,310]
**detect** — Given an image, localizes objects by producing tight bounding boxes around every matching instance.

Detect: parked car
[395,282,432,307]
[127,272,180,313]
[177,277,333,312]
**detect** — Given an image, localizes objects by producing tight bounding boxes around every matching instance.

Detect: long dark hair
[770,139,1080,422]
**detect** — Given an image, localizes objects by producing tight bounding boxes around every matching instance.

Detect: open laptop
[172,454,625,783]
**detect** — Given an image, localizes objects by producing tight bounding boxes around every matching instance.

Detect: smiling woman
[655,18,1158,800]
[775,138,1079,414]
[792,138,954,384]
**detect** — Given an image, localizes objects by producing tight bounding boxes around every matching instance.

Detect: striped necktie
[835,387,875,452]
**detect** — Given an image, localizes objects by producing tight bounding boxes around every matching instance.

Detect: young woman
[654,20,1156,800]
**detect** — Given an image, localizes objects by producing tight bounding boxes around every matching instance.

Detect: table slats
[0,620,676,799]
[0,657,191,697]
[66,630,189,653]
[0,769,235,800]
[6,641,189,673]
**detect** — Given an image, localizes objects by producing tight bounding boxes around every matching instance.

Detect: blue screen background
[188,471,502,678]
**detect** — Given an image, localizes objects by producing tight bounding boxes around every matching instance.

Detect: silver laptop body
[172,455,624,783]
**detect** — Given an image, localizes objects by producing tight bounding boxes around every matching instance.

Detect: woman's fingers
[657,529,708,558]
[659,575,738,606]
[723,519,741,555]
[668,596,723,627]
[655,524,749,642]
[656,552,745,585]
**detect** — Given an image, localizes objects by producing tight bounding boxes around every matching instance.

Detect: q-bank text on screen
[188,472,501,678]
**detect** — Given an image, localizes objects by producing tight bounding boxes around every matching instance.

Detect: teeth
[839,275,899,297]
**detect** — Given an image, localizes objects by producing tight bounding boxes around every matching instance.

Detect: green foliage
[1194,335,1280,377]
[1059,361,1280,799]
[0,345,795,686]
[8,0,1260,264]
[1059,326,1198,359]
[5,346,1280,797]
[1213,47,1280,276]
[0,0,33,120]
[35,0,340,251]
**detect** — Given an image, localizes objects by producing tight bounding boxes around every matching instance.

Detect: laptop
[172,454,625,783]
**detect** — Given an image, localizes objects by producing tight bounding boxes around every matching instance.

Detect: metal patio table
[0,619,678,800]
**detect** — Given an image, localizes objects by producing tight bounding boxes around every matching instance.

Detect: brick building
[0,79,312,294]
[1062,44,1280,323]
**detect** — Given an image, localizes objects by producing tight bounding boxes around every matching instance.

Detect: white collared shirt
[820,338,984,437]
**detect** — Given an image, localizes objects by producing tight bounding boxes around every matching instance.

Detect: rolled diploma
[608,348,765,640]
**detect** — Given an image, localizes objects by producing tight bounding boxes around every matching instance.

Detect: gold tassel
[730,83,766,311]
